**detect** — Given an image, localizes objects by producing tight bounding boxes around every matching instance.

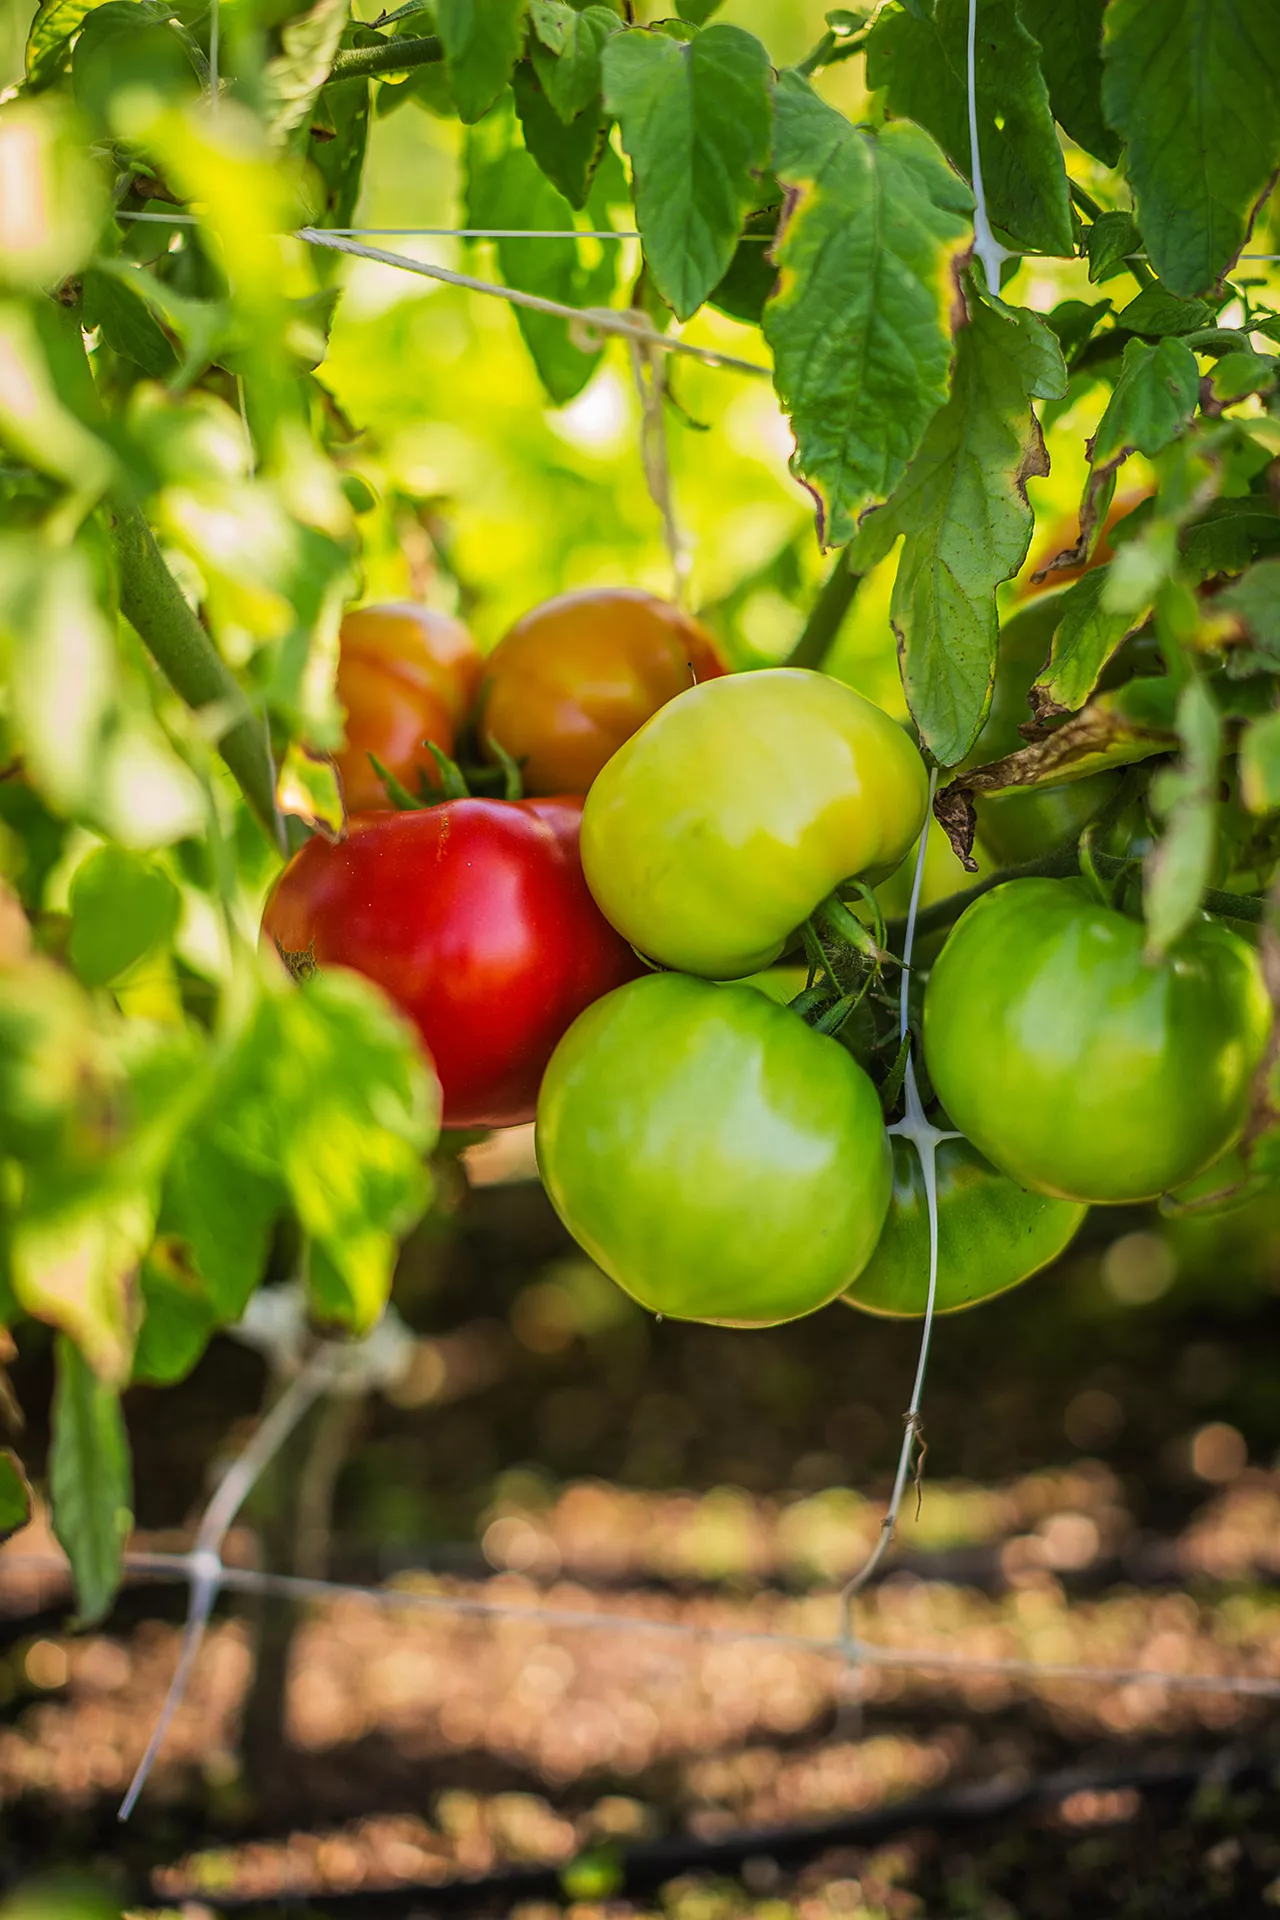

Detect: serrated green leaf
[852,299,1066,767]
[67,847,180,988]
[49,1335,132,1625]
[1029,565,1153,719]
[764,75,972,549]
[1101,0,1280,297]
[466,100,617,401]
[530,4,619,122]
[1143,675,1220,954]
[865,0,1072,257]
[1092,337,1199,465]
[1086,210,1141,285]
[1240,709,1280,817]
[263,0,353,139]
[512,61,606,208]
[438,0,529,122]
[1015,0,1117,165]
[1116,284,1215,337]
[26,0,97,88]
[0,1451,32,1543]
[603,24,772,321]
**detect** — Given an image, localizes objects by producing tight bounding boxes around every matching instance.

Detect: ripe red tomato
[335,603,484,812]
[262,797,644,1129]
[479,587,728,794]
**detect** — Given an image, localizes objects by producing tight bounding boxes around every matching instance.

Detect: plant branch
[326,32,443,83]
[785,553,861,669]
[887,842,1264,947]
[109,492,285,851]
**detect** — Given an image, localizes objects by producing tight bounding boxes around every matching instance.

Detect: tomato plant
[334,603,484,813]
[480,587,726,795]
[844,1135,1086,1318]
[536,973,892,1326]
[923,880,1271,1205]
[263,798,643,1129]
[581,668,929,977]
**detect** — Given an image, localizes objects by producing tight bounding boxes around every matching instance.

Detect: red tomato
[479,588,728,795]
[335,603,484,812]
[262,797,643,1129]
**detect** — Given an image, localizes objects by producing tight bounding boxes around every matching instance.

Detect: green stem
[109,492,284,851]
[888,843,1263,946]
[1067,178,1104,221]
[785,554,861,670]
[326,32,443,83]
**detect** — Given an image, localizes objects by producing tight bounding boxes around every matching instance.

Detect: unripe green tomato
[580,668,929,978]
[923,879,1270,1204]
[536,972,892,1326]
[843,1135,1086,1317]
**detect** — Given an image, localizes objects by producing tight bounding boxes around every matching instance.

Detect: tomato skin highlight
[580,669,929,979]
[480,587,727,795]
[262,798,643,1130]
[844,1135,1086,1318]
[923,879,1271,1205]
[536,973,893,1326]
[335,603,484,812]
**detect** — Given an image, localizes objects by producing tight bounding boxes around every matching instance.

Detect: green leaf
[865,0,1073,257]
[49,1334,132,1626]
[852,298,1066,768]
[465,102,617,401]
[529,0,574,51]
[0,1451,32,1543]
[159,1134,280,1323]
[1221,558,1280,654]
[1086,210,1141,285]
[763,73,972,549]
[1143,675,1220,954]
[67,847,181,988]
[1240,709,1280,817]
[708,207,778,325]
[1101,0,1280,297]
[307,75,372,265]
[26,0,98,88]
[82,266,176,378]
[603,24,773,321]
[72,2,200,135]
[1029,565,1153,719]
[263,0,353,138]
[13,1176,152,1384]
[1014,0,1118,165]
[0,302,116,511]
[531,5,619,121]
[1092,337,1199,467]
[1115,284,1215,337]
[0,956,99,1159]
[218,970,439,1334]
[133,1238,220,1387]
[438,0,529,122]
[0,100,106,292]
[513,61,606,208]
[1209,350,1278,404]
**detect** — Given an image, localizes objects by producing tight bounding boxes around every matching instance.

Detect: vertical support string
[626,336,692,608]
[966,0,1013,293]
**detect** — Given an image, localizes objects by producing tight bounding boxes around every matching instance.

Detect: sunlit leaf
[49,1334,132,1624]
[763,72,971,549]
[263,0,353,139]
[0,99,106,292]
[1143,674,1220,953]
[67,846,181,988]
[1029,565,1154,720]
[1092,338,1199,466]
[11,1175,151,1384]
[530,4,621,123]
[26,0,98,89]
[276,739,346,841]
[1240,709,1280,817]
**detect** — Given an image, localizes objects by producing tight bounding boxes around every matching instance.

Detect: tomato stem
[784,551,861,670]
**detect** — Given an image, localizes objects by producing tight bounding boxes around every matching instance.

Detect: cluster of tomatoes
[265,589,1270,1332]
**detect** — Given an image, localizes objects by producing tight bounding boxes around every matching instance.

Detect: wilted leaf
[67,846,181,987]
[1092,337,1199,466]
[603,24,772,322]
[438,0,529,122]
[276,740,347,842]
[1029,565,1153,719]
[1101,0,1280,296]
[935,674,1179,868]
[49,1335,132,1624]
[851,298,1066,768]
[1143,674,1220,953]
[764,73,971,549]
[865,0,1072,257]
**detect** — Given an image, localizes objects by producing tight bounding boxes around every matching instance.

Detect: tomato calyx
[367,735,527,810]
[790,885,902,1045]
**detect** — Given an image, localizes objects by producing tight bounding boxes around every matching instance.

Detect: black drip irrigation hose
[151,1754,1273,1915]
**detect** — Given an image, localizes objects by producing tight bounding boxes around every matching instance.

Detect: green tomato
[923,879,1270,1204]
[843,1135,1086,1317]
[536,972,892,1325]
[580,668,929,978]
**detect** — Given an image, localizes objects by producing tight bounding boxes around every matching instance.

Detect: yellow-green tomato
[923,879,1271,1204]
[844,1135,1086,1317]
[535,973,892,1326]
[580,668,929,978]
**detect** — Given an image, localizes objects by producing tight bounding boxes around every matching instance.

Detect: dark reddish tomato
[262,797,644,1129]
[334,603,484,812]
